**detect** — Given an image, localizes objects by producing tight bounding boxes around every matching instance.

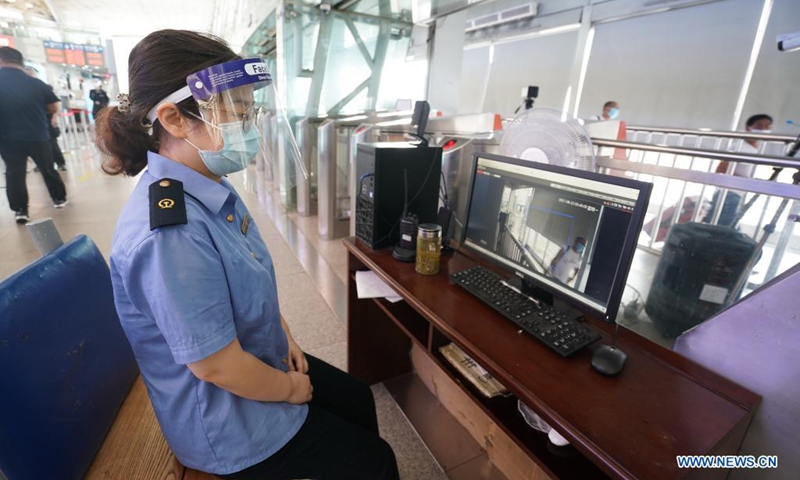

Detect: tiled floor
[0,147,450,479]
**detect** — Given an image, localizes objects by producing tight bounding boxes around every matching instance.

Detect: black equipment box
[645,222,756,338]
[355,143,442,249]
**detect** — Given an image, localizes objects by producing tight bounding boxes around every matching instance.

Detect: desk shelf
[429,328,609,480]
[345,238,759,480]
[372,296,430,349]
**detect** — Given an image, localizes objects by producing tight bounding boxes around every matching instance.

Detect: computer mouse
[591,345,627,376]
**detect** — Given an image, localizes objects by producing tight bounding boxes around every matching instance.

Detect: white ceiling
[45,0,218,37]
[0,0,55,22]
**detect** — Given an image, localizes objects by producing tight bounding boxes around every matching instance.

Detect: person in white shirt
[588,101,619,122]
[703,114,773,227]
[550,237,587,285]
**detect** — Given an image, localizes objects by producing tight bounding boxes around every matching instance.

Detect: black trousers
[0,139,67,212]
[51,137,66,168]
[219,355,400,480]
[702,190,742,228]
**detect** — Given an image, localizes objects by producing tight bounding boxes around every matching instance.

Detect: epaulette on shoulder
[149,178,187,230]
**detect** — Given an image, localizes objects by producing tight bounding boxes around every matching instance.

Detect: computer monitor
[461,153,652,323]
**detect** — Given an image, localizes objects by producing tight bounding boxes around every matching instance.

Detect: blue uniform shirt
[110,152,308,475]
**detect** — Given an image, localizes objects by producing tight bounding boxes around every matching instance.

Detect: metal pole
[710,170,732,226]
[336,126,351,221]
[306,13,333,117]
[57,114,69,152]
[68,114,79,150]
[318,119,337,239]
[295,117,315,216]
[649,153,668,249]
[670,141,697,228]
[344,18,375,67]
[693,136,723,222]
[729,173,800,302]
[752,196,770,239]
[366,3,391,111]
[625,125,795,144]
[349,124,376,235]
[80,111,90,146]
[592,138,800,169]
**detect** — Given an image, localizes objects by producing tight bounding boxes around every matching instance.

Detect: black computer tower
[355,143,442,249]
[645,222,756,338]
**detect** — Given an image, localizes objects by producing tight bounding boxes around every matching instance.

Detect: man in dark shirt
[25,66,67,171]
[89,83,110,120]
[0,47,68,224]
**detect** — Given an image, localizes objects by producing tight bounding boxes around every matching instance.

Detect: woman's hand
[285,371,313,404]
[287,336,309,374]
[286,372,314,405]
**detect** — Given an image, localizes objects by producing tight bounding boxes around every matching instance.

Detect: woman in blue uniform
[96,30,399,480]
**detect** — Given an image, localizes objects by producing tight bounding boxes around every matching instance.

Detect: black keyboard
[450,266,601,357]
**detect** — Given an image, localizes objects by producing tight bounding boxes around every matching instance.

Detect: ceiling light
[25,2,34,9]
[6,0,18,4]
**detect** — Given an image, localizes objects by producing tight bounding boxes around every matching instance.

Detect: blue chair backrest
[0,234,139,480]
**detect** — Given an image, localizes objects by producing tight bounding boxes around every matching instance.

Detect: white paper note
[355,270,401,300]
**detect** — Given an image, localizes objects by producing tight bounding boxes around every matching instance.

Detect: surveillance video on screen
[464,158,640,313]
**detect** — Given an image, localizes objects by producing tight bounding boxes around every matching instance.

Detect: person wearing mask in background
[89,82,110,121]
[590,101,620,122]
[0,47,68,224]
[97,30,399,480]
[26,66,67,172]
[703,114,773,227]
[550,237,587,285]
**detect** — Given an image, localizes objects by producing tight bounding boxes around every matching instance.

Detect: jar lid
[418,223,442,239]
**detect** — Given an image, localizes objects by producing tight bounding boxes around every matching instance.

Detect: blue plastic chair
[0,234,138,480]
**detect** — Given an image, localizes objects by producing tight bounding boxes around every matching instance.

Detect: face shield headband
[146,58,272,125]
[145,58,308,186]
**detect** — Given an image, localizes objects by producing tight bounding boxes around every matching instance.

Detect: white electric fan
[500,107,596,171]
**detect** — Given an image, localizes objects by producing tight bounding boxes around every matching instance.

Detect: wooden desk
[345,238,760,480]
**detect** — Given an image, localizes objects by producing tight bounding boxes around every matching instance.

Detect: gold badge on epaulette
[158,199,175,209]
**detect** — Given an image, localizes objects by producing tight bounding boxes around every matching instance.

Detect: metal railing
[626,125,796,142]
[56,111,92,152]
[625,125,798,157]
[317,116,380,240]
[592,138,800,288]
[295,117,320,217]
[313,111,417,239]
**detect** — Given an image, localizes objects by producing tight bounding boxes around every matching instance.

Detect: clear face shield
[147,58,306,185]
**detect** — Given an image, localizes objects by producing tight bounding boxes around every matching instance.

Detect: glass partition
[243,0,427,212]
[594,142,800,349]
[281,1,421,118]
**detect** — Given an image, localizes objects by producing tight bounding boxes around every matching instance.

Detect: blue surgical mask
[187,122,261,176]
[608,108,620,120]
[575,244,585,254]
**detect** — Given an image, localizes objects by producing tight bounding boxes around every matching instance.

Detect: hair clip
[117,93,131,113]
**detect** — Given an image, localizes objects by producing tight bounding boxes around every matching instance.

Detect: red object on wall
[493,113,503,131]
[613,120,627,160]
[0,35,14,48]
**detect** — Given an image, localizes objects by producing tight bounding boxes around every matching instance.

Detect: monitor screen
[462,154,651,322]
